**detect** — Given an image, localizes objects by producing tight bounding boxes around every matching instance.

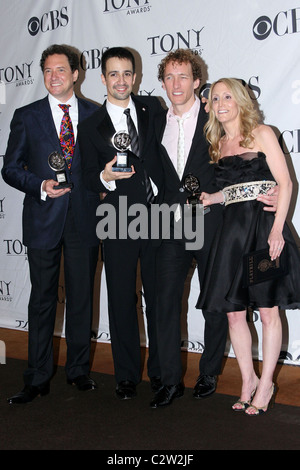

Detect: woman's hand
[268,228,285,260]
[200,190,224,206]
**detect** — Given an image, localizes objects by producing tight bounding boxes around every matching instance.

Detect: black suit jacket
[78,94,164,212]
[155,101,219,204]
[2,96,100,249]
[155,100,223,246]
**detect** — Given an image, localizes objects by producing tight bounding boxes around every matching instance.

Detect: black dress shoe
[115,380,136,400]
[193,375,217,399]
[67,375,97,391]
[150,383,184,408]
[150,376,163,393]
[7,383,50,405]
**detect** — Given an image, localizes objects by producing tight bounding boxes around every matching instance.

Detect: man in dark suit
[150,49,227,408]
[78,47,164,399]
[2,44,100,404]
[150,49,278,408]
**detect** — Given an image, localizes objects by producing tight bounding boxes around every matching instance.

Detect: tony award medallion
[111,131,132,172]
[183,173,210,215]
[48,151,73,189]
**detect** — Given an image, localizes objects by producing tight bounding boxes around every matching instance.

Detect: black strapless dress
[197,152,300,313]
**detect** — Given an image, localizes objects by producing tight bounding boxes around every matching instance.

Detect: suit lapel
[38,96,95,170]
[156,101,207,179]
[155,109,167,143]
[77,97,93,122]
[37,97,60,150]
[94,97,150,155]
[156,110,180,179]
[95,103,116,148]
[72,98,88,168]
[184,103,206,174]
[132,96,148,154]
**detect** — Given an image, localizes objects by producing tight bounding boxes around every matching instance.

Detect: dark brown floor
[1,327,299,407]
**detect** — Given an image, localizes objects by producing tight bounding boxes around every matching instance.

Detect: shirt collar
[166,94,200,123]
[106,96,138,130]
[106,96,135,116]
[48,92,77,111]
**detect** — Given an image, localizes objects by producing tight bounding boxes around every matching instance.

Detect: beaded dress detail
[197,152,300,313]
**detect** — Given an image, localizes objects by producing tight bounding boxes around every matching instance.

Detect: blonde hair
[204,78,260,163]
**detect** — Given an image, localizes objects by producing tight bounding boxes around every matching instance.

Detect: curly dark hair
[157,48,202,84]
[40,44,79,72]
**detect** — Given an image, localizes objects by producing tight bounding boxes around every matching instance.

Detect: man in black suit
[2,44,100,404]
[149,49,226,408]
[150,49,278,408]
[78,47,164,399]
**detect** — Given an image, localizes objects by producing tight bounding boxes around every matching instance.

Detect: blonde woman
[197,78,300,415]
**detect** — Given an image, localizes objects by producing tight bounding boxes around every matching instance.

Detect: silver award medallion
[111,131,132,172]
[48,151,73,189]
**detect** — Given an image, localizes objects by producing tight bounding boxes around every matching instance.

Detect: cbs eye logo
[253,16,272,40]
[253,9,300,40]
[27,7,68,36]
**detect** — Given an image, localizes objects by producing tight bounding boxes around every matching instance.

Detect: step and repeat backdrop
[0,0,300,365]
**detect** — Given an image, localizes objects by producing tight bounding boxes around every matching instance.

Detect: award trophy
[48,151,73,189]
[111,130,132,172]
[183,173,210,215]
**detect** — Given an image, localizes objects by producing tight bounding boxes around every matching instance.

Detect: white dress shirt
[162,95,200,221]
[162,95,200,171]
[106,96,138,137]
[101,97,157,195]
[48,92,78,140]
[41,93,78,199]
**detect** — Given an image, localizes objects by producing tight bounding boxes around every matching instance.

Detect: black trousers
[24,208,99,386]
[156,237,228,386]
[102,238,160,384]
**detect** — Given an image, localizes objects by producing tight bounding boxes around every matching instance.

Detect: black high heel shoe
[245,383,276,416]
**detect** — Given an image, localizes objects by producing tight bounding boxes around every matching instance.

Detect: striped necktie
[124,108,155,205]
[124,107,139,155]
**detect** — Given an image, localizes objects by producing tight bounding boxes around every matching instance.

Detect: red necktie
[58,104,74,169]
